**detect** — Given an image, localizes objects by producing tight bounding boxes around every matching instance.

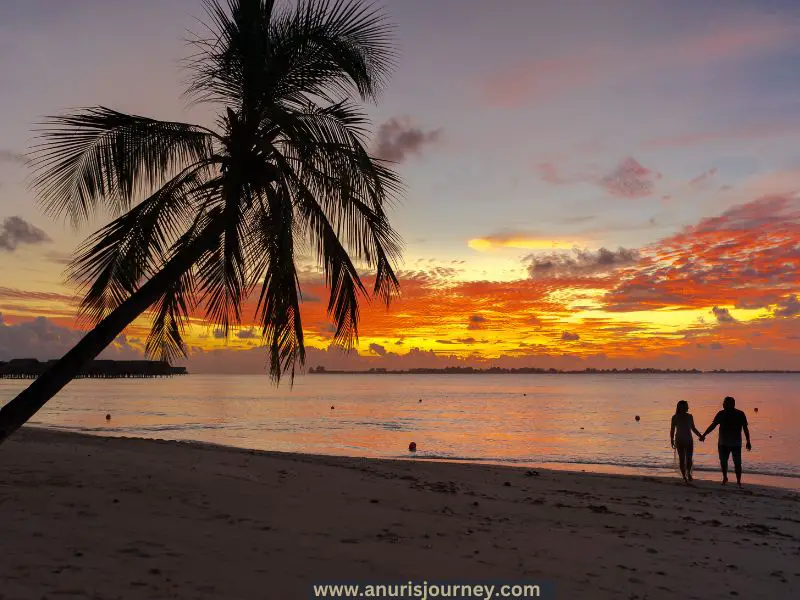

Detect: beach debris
[525,469,540,477]
[105,413,111,421]
[503,481,512,487]
[588,504,611,514]
[408,441,417,452]
[635,415,641,422]
[330,405,335,410]
[419,398,422,403]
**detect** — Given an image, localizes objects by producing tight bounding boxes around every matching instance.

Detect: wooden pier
[0,359,188,379]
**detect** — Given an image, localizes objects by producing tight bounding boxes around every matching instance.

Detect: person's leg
[732,447,743,486]
[686,443,694,481]
[718,445,730,484]
[677,444,687,481]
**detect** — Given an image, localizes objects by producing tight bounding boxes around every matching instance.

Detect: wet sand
[1,427,799,599]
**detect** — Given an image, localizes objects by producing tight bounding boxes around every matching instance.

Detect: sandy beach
[1,428,799,599]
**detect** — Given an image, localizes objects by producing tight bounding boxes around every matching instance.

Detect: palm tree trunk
[0,230,217,445]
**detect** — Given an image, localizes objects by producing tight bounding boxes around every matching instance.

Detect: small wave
[35,423,229,434]
[343,420,414,431]
[408,454,800,479]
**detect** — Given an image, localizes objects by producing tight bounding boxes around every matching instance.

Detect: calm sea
[3,373,799,489]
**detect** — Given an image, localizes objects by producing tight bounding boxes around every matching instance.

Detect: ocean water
[2,373,799,488]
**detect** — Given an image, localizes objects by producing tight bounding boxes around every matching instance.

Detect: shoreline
[31,424,800,492]
[2,426,799,599]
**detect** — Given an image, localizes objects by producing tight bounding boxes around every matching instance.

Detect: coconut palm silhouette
[0,0,402,443]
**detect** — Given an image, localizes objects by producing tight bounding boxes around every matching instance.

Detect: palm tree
[0,0,402,444]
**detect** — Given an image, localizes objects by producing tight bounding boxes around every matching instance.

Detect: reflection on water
[2,373,798,485]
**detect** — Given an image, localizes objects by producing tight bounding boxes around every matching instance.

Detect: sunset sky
[2,0,800,372]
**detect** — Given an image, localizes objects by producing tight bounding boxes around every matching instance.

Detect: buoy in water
[419,399,422,403]
[635,415,641,422]
[105,413,111,421]
[408,442,417,452]
[754,407,759,413]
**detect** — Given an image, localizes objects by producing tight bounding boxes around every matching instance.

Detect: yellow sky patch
[468,237,581,251]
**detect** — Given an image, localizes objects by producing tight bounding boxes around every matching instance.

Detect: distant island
[308,366,800,375]
[0,359,188,379]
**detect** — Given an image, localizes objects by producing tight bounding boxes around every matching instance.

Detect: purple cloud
[374,117,442,162]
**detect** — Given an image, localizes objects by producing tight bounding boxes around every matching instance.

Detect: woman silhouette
[670,400,703,484]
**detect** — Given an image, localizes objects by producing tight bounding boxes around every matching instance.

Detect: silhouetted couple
[669,396,752,486]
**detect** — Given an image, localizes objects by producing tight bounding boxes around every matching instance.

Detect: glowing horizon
[2,0,800,372]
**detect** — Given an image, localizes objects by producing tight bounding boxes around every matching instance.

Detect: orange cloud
[606,195,800,312]
[9,193,800,371]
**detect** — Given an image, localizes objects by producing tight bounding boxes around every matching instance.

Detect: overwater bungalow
[0,359,188,379]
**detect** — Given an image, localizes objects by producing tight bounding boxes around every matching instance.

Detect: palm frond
[67,167,218,325]
[195,194,249,336]
[251,184,305,382]
[271,146,402,348]
[30,108,215,225]
[33,0,404,387]
[145,270,196,363]
[145,203,227,362]
[277,0,397,102]
[186,0,396,109]
[266,101,403,306]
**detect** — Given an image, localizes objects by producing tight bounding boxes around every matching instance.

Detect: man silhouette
[700,396,752,487]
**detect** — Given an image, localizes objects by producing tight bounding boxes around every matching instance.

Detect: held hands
[698,435,706,442]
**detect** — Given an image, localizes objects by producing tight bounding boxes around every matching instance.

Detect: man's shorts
[718,445,742,467]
